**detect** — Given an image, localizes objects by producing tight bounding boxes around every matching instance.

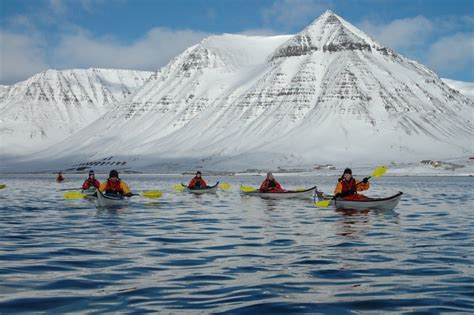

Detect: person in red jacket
[56,171,64,182]
[259,172,285,192]
[98,170,132,197]
[188,171,208,188]
[334,168,370,200]
[82,170,100,190]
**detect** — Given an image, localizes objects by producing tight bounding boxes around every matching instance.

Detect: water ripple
[0,175,473,313]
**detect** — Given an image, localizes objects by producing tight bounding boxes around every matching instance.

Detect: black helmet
[196,171,202,175]
[109,170,119,178]
[89,170,95,175]
[343,168,352,175]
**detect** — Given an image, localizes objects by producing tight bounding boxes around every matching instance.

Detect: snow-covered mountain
[5,11,474,171]
[442,78,474,99]
[0,68,153,155]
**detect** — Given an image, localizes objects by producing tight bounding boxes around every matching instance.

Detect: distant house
[419,160,441,167]
[314,164,336,170]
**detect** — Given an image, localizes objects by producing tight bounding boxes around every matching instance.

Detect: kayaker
[98,170,132,197]
[334,168,369,200]
[56,171,64,182]
[188,171,208,188]
[259,172,285,192]
[82,170,100,190]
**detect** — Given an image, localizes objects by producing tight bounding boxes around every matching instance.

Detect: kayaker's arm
[121,182,131,195]
[98,182,107,193]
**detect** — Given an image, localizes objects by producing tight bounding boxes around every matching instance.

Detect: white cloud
[427,33,474,74]
[262,0,330,30]
[0,31,49,85]
[238,28,283,36]
[53,27,211,71]
[358,16,433,50]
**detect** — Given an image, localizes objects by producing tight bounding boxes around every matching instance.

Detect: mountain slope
[442,78,474,99]
[0,68,153,155]
[10,11,474,171]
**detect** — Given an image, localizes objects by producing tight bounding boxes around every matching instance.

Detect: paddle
[59,187,84,191]
[173,184,187,191]
[218,183,231,190]
[315,165,387,208]
[240,185,257,193]
[0,184,7,189]
[64,190,163,199]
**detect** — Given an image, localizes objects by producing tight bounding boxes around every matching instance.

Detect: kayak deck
[316,190,403,211]
[97,190,127,208]
[242,186,316,199]
[182,182,219,195]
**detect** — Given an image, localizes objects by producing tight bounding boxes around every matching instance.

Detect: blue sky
[1,0,473,84]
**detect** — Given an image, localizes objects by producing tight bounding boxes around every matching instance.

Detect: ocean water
[0,174,473,313]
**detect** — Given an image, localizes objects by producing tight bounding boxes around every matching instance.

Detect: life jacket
[84,178,99,189]
[267,179,277,188]
[260,179,283,192]
[191,177,205,188]
[340,178,357,195]
[105,179,123,194]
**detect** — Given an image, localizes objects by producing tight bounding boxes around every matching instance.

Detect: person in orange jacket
[82,170,100,190]
[334,168,370,200]
[99,170,131,197]
[188,171,208,188]
[56,171,64,182]
[259,172,285,192]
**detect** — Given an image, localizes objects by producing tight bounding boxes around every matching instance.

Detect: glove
[334,193,342,199]
[362,177,369,183]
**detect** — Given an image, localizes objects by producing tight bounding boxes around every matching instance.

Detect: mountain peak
[270,10,383,60]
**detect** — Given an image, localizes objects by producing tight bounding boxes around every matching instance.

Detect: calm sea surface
[0,174,473,313]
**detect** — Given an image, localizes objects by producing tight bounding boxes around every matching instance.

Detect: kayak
[242,186,316,199]
[81,188,97,198]
[182,182,219,195]
[97,190,128,208]
[316,191,403,211]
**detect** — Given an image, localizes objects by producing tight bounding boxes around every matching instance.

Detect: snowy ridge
[442,78,474,99]
[0,68,153,155]
[3,11,474,172]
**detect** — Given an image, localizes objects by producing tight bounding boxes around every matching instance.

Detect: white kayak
[316,191,403,211]
[182,182,219,195]
[97,191,128,208]
[242,186,316,199]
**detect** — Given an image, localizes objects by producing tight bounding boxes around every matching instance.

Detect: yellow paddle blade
[240,185,257,192]
[141,191,163,198]
[372,165,387,177]
[173,185,186,191]
[315,199,331,208]
[0,184,6,189]
[64,191,86,199]
[218,183,232,190]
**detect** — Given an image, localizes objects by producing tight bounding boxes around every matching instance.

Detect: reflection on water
[0,174,473,313]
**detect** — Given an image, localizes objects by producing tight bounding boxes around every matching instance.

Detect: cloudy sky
[1,0,473,84]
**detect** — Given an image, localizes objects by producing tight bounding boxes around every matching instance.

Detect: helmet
[343,168,352,175]
[89,170,95,175]
[196,171,202,175]
[109,170,119,178]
